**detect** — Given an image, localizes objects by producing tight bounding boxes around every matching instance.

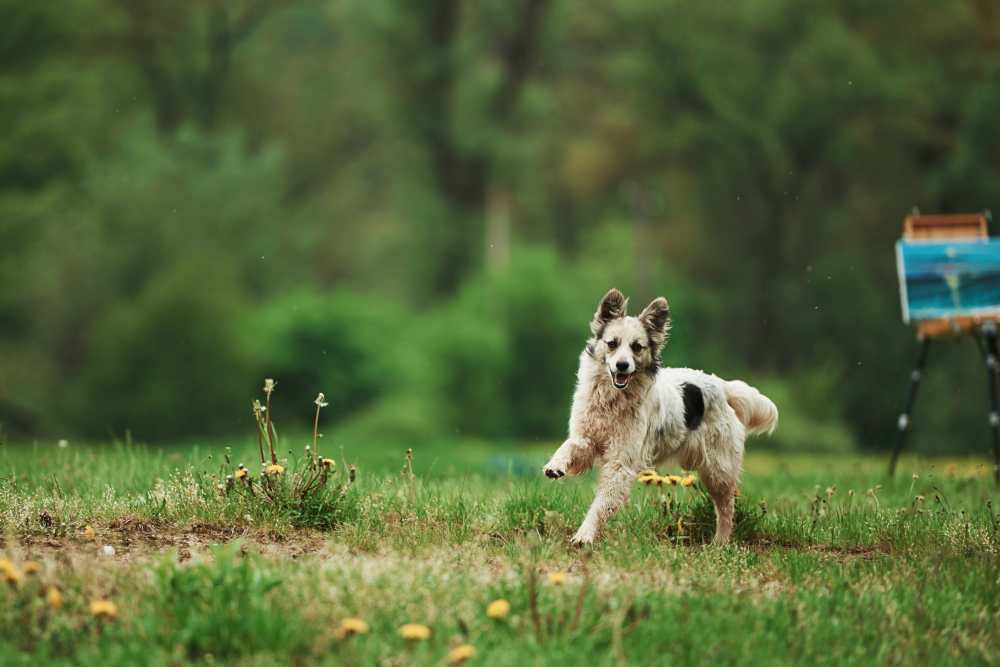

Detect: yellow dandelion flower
[321,458,336,468]
[265,463,285,476]
[680,475,696,487]
[90,599,118,619]
[83,525,96,541]
[486,599,510,619]
[448,644,476,664]
[0,559,14,574]
[22,561,42,575]
[46,587,63,610]
[546,572,568,586]
[399,623,431,640]
[2,564,22,585]
[335,617,369,639]
[234,467,248,480]
[665,475,682,486]
[637,470,658,485]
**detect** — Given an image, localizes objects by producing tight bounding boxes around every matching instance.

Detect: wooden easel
[888,212,1000,483]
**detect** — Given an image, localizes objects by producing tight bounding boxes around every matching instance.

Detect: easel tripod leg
[981,329,1000,485]
[889,337,931,476]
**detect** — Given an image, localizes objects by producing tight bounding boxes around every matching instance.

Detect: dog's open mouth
[611,371,632,389]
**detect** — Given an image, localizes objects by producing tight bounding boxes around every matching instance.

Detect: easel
[888,212,1000,483]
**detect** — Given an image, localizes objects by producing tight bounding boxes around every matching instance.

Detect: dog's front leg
[543,438,595,479]
[571,460,635,545]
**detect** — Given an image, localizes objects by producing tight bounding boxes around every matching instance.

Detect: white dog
[543,288,777,545]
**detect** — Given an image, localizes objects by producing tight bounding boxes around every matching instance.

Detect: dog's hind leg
[571,461,635,545]
[701,472,737,545]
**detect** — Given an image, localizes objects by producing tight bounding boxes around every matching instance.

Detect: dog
[543,288,778,545]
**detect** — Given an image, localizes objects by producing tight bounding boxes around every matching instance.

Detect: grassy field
[0,436,998,666]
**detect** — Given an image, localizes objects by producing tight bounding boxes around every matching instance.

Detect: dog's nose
[616,360,630,372]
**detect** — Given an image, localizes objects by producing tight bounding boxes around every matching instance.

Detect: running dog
[543,288,778,545]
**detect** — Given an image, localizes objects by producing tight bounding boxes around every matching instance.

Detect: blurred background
[2,0,1000,455]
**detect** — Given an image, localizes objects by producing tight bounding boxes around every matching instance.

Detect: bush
[254,291,404,427]
[67,259,255,440]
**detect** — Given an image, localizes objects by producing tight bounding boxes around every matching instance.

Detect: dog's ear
[591,288,628,335]
[639,297,670,347]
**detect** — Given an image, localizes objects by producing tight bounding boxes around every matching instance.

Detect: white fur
[544,289,778,545]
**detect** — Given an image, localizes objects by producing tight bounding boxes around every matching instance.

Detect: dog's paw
[570,529,595,546]
[543,455,569,479]
[543,463,566,479]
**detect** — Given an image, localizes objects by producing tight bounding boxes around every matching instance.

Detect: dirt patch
[5,521,331,565]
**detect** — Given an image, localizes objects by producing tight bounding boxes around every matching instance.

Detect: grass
[1,437,998,666]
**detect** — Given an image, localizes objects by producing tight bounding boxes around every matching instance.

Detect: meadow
[0,432,997,667]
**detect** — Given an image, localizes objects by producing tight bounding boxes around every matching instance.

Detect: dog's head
[587,288,670,390]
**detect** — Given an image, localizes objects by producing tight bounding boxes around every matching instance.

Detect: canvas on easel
[889,211,1000,482]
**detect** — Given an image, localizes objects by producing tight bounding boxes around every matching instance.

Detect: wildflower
[486,599,510,619]
[321,458,336,468]
[546,572,567,586]
[90,599,118,619]
[58,439,69,449]
[314,393,329,408]
[22,561,41,575]
[265,463,285,476]
[638,470,659,485]
[263,378,277,394]
[448,644,476,664]
[83,525,96,541]
[335,617,369,639]
[1,560,21,585]
[665,475,682,486]
[680,475,696,487]
[46,587,63,609]
[399,623,431,640]
[825,486,836,498]
[235,465,248,480]
[676,517,685,534]
[101,545,116,557]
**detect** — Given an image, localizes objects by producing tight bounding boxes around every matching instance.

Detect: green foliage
[257,291,404,426]
[67,259,255,440]
[4,0,1000,453]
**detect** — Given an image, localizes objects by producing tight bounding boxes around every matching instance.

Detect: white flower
[314,392,329,408]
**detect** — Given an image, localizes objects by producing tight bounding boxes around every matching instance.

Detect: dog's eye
[606,339,619,350]
[631,342,644,354]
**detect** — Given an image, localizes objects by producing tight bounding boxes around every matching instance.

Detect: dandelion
[265,463,285,476]
[57,439,69,449]
[680,475,696,487]
[399,623,431,640]
[546,572,567,586]
[1,560,21,585]
[335,617,369,639]
[235,465,248,480]
[263,378,277,395]
[448,644,476,664]
[638,470,659,485]
[90,599,117,619]
[314,393,329,408]
[665,475,682,486]
[321,458,336,468]
[83,525,96,541]
[46,587,63,610]
[22,561,41,575]
[486,599,510,619]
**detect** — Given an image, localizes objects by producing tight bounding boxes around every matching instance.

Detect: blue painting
[896,240,1000,322]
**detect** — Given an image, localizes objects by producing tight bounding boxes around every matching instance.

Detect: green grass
[1,437,998,665]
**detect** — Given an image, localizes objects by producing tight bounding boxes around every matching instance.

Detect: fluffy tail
[725,380,778,436]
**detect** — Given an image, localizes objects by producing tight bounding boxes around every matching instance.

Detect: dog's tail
[725,380,778,436]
